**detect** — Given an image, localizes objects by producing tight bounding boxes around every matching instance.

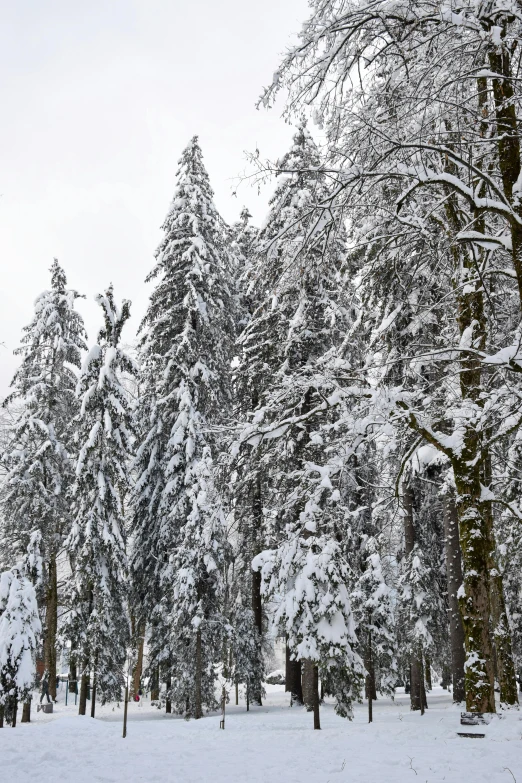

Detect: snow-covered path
[1,686,521,783]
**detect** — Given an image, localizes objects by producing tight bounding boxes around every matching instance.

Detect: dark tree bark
[250,467,264,707]
[165,674,172,714]
[151,665,159,701]
[302,658,314,712]
[403,475,421,711]
[443,493,466,703]
[302,659,320,729]
[285,641,303,706]
[44,553,58,701]
[194,628,203,719]
[21,701,31,723]
[90,667,97,718]
[482,447,519,706]
[367,628,373,723]
[79,665,89,716]
[69,657,78,694]
[312,664,320,730]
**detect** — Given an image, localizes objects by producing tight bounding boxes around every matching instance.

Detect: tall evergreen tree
[0,566,41,727]
[0,260,86,699]
[62,286,135,714]
[130,136,235,717]
[352,544,397,722]
[235,123,361,724]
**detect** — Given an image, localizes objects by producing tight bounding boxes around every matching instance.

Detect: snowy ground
[1,685,521,783]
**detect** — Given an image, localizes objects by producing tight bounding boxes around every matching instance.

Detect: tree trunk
[482,448,519,707]
[79,665,89,716]
[419,655,425,716]
[194,628,203,719]
[425,656,432,692]
[151,665,159,701]
[90,668,97,718]
[12,700,17,728]
[44,552,58,700]
[132,620,146,698]
[312,664,320,730]
[165,674,172,714]
[367,628,373,723]
[403,475,421,712]
[302,659,320,729]
[285,641,303,706]
[21,701,31,723]
[250,470,264,707]
[443,492,466,703]
[410,660,421,711]
[69,657,78,694]
[0,705,4,728]
[302,658,314,712]
[453,460,496,713]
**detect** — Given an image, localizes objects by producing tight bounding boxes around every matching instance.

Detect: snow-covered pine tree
[130,136,235,718]
[351,543,397,722]
[397,542,437,715]
[230,206,259,331]
[236,122,363,726]
[0,566,41,727]
[62,286,135,715]
[0,260,86,700]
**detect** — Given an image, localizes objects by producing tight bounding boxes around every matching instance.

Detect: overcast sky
[0,0,308,396]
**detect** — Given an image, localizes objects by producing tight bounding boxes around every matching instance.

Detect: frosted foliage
[62,286,135,703]
[1,259,86,572]
[0,567,41,719]
[352,548,397,697]
[130,136,234,715]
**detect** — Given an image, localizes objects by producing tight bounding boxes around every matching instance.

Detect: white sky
[0,0,308,396]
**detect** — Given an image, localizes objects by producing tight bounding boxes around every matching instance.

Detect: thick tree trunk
[453,462,496,713]
[482,449,519,707]
[44,552,58,700]
[79,665,89,716]
[443,493,466,703]
[194,628,203,719]
[302,658,314,712]
[285,641,303,706]
[302,660,320,729]
[410,660,421,711]
[21,701,31,723]
[403,475,421,711]
[151,665,159,701]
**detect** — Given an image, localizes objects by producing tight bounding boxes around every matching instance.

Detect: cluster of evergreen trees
[3,0,522,726]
